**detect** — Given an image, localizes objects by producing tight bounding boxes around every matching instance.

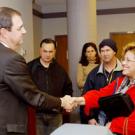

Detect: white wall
[97,0,135,9]
[41,3,67,39]
[0,0,34,62]
[97,0,135,43]
[97,13,135,43]
[41,3,67,13]
[42,18,67,39]
[33,3,67,57]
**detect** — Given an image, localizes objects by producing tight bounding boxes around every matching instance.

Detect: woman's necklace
[104,68,114,84]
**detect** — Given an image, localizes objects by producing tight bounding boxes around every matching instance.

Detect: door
[55,35,68,73]
[55,35,70,123]
[110,33,135,59]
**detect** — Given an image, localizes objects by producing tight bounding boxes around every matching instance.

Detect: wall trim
[33,9,67,18]
[97,7,135,15]
[110,32,135,35]
[33,7,135,19]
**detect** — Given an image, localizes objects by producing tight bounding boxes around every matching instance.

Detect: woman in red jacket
[76,42,135,135]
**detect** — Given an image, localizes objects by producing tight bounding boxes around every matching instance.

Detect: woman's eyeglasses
[121,58,135,63]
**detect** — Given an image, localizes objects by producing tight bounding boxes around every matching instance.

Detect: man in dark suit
[0,7,73,135]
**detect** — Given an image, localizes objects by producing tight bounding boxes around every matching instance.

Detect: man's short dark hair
[40,38,57,49]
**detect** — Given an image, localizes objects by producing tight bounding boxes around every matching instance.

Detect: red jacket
[83,76,135,135]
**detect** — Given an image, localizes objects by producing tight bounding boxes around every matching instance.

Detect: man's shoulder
[0,44,15,56]
[53,61,65,70]
[0,45,23,62]
[27,57,40,66]
[51,61,69,76]
[27,57,40,72]
[86,65,100,80]
[89,65,100,74]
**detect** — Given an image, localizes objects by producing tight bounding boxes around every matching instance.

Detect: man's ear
[0,28,8,37]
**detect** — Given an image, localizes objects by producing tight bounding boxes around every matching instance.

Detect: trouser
[0,128,26,135]
[79,106,88,124]
[8,133,26,135]
[0,132,26,135]
[36,113,62,135]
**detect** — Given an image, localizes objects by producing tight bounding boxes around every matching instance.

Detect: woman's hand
[105,122,111,128]
[73,97,85,105]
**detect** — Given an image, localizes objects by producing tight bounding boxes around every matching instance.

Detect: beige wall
[33,16,42,58]
[0,0,34,62]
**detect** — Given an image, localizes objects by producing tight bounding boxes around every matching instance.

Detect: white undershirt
[0,41,9,48]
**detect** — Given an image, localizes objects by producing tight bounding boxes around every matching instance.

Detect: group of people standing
[77,38,122,125]
[76,38,135,135]
[0,6,135,135]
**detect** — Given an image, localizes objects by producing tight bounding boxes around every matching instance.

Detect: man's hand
[60,95,76,112]
[60,96,85,112]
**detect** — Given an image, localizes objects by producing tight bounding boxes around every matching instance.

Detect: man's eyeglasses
[121,58,135,63]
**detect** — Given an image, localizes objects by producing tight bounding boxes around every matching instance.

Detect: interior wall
[33,12,135,58]
[97,0,135,9]
[33,12,135,44]
[33,15,43,58]
[33,0,135,56]
[97,13,135,43]
[42,18,67,39]
[0,0,34,62]
[33,0,135,91]
[96,0,135,43]
[33,3,67,57]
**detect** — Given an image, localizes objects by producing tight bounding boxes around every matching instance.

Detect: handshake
[60,95,85,112]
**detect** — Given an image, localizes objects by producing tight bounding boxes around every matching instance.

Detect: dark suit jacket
[0,43,61,134]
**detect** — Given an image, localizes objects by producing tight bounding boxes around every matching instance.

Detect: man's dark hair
[40,38,57,49]
[0,7,21,31]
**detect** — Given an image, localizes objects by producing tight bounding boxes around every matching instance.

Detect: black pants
[113,133,122,135]
[79,106,88,124]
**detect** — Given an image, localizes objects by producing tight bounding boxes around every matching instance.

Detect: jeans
[98,111,107,125]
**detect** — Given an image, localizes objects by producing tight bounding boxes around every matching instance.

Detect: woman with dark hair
[77,42,100,91]
[77,42,100,124]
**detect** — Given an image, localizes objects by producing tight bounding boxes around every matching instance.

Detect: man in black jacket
[0,7,73,135]
[28,38,73,135]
